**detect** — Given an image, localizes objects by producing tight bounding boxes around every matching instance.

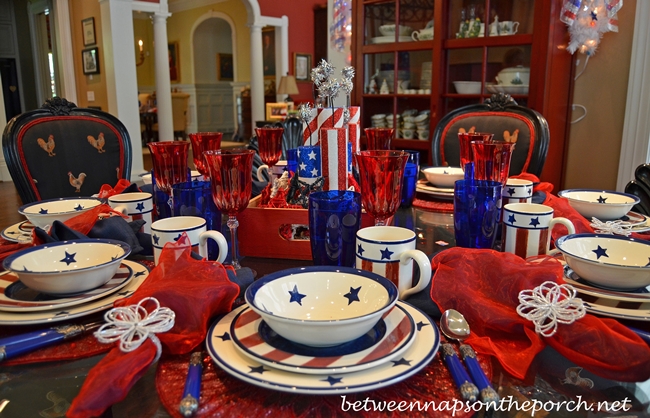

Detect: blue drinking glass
[453,180,502,249]
[308,190,362,267]
[286,148,298,174]
[400,150,420,207]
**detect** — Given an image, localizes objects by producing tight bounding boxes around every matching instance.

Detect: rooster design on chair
[458,126,519,143]
[87,133,106,153]
[37,135,56,157]
[68,172,87,193]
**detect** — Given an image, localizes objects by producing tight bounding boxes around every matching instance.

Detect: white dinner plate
[564,267,650,302]
[207,301,439,394]
[580,295,650,321]
[0,259,148,325]
[416,180,454,200]
[1,220,34,243]
[230,303,416,375]
[0,263,134,312]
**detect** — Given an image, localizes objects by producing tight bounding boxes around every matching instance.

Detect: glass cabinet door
[448,0,535,39]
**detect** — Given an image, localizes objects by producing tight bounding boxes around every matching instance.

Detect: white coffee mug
[502,203,575,259]
[502,178,533,204]
[151,216,228,265]
[257,160,288,182]
[356,226,432,299]
[108,192,154,234]
[411,27,434,41]
[500,21,519,35]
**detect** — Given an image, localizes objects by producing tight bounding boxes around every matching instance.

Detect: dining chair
[431,93,550,177]
[624,164,650,216]
[2,97,132,204]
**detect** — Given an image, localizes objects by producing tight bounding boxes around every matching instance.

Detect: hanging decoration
[560,0,622,55]
[330,0,352,63]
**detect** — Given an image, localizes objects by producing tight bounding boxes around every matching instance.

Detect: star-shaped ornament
[288,284,307,305]
[60,251,77,265]
[343,286,361,305]
[311,168,319,177]
[299,162,307,172]
[308,150,317,160]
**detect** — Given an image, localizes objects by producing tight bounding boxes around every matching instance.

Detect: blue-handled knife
[0,322,101,361]
[179,351,203,417]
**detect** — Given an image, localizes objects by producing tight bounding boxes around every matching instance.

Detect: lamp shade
[277,75,300,96]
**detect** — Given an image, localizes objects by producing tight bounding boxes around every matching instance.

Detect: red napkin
[67,240,240,418]
[430,247,650,382]
[97,179,135,199]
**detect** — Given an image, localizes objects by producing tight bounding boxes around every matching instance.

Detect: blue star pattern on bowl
[592,245,608,259]
[60,251,77,265]
[39,208,48,214]
[74,204,84,211]
[343,286,361,304]
[597,195,607,203]
[288,285,307,305]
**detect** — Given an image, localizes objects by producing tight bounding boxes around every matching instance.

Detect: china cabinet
[352,0,574,188]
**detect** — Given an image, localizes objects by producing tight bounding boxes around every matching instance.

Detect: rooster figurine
[68,172,87,193]
[37,135,56,157]
[87,132,106,153]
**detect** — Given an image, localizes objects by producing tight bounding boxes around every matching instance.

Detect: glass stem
[375,218,387,226]
[227,215,241,269]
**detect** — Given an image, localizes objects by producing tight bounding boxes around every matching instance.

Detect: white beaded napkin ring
[516,281,586,337]
[590,217,633,236]
[95,297,175,361]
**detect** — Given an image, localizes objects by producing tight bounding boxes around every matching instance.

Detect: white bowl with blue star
[555,234,650,291]
[2,239,131,295]
[422,167,464,188]
[19,197,103,230]
[558,189,640,221]
[245,266,399,347]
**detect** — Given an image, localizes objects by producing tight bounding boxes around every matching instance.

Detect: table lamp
[277,74,299,103]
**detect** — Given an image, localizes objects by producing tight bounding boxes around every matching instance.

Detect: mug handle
[111,205,128,216]
[411,31,419,41]
[545,217,575,254]
[256,165,269,182]
[512,22,519,34]
[199,230,228,263]
[398,249,432,299]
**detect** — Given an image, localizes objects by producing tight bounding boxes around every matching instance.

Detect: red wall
[258,0,325,103]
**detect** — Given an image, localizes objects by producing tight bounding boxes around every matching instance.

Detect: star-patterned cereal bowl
[558,189,639,221]
[2,239,131,295]
[555,234,650,291]
[422,167,464,188]
[245,266,398,347]
[19,197,103,230]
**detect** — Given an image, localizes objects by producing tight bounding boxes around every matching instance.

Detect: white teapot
[411,27,434,41]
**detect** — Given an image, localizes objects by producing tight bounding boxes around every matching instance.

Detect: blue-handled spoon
[441,309,499,405]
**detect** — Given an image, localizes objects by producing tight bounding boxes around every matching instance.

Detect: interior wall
[563,0,637,190]
[257,0,326,103]
[70,0,108,110]
[193,18,232,84]
[134,13,154,88]
[13,0,37,111]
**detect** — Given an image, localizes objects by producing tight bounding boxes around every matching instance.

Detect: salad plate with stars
[0,260,148,325]
[1,220,34,243]
[18,197,103,230]
[206,300,439,394]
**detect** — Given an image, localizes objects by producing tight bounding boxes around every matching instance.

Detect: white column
[99,0,145,177]
[249,23,264,128]
[153,12,173,142]
[52,0,77,103]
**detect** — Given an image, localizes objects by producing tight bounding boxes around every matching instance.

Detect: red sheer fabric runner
[67,241,240,418]
[429,247,650,382]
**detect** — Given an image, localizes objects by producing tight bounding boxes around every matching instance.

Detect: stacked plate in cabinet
[564,265,650,321]
[206,301,440,393]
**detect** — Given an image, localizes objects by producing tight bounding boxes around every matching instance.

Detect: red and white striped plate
[230,303,416,375]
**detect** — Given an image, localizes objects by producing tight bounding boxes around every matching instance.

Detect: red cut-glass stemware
[188,132,223,178]
[471,141,516,184]
[458,132,494,175]
[354,150,408,226]
[255,127,284,180]
[364,127,394,150]
[147,141,190,195]
[203,148,255,269]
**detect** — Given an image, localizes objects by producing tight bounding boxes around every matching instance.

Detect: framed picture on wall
[294,53,312,81]
[82,47,100,75]
[217,53,233,81]
[168,42,180,82]
[262,26,276,78]
[265,102,288,121]
[82,17,96,46]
